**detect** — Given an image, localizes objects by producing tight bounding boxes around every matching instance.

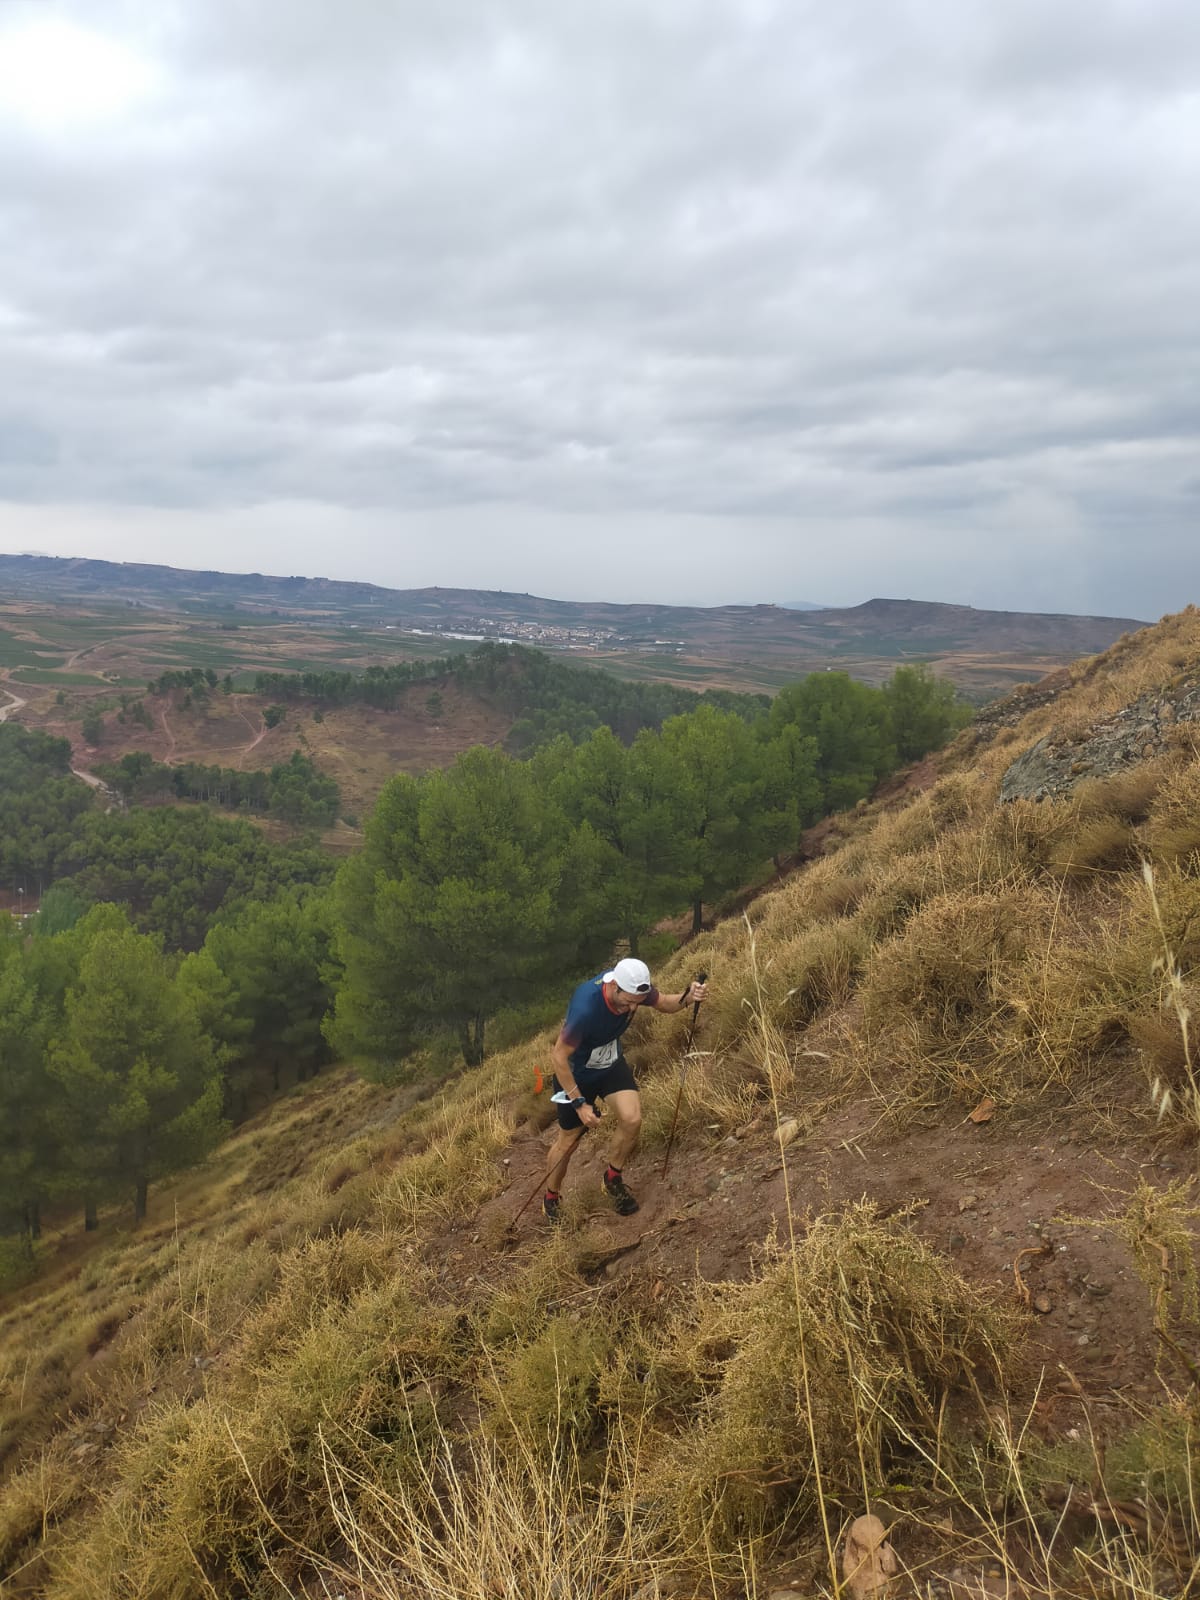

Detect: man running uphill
[543,957,708,1222]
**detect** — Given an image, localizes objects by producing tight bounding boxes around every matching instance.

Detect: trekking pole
[660,971,708,1181]
[507,1103,603,1232]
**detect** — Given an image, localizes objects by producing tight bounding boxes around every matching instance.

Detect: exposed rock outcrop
[957,667,1075,752]
[1000,678,1200,802]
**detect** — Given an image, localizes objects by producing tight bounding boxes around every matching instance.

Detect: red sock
[545,1189,560,1200]
[605,1165,621,1181]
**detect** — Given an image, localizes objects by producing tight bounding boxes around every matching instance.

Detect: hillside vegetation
[2,609,1200,1599]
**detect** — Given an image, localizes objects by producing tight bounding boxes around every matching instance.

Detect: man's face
[607,983,647,1014]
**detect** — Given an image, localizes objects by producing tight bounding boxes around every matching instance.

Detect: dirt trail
[0,675,27,723]
[71,766,109,792]
[3,670,112,801]
[158,700,177,760]
[160,702,270,768]
[233,706,267,765]
[428,1053,1180,1445]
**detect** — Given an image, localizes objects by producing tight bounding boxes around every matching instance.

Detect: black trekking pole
[660,972,707,1181]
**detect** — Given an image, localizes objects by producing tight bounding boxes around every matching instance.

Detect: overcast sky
[0,1,1197,617]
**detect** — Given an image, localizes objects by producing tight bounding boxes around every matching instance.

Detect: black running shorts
[551,1056,638,1130]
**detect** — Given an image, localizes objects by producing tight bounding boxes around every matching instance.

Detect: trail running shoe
[542,1191,562,1225]
[603,1168,639,1216]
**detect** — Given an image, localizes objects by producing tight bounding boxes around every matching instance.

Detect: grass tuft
[649,1202,1021,1546]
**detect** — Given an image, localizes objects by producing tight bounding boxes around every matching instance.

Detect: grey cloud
[0,0,1198,613]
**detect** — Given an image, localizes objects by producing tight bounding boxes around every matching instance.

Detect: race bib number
[586,1040,621,1070]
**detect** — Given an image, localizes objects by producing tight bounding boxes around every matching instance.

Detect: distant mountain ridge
[0,553,1148,696]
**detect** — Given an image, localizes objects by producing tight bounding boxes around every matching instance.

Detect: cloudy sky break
[0,0,1197,617]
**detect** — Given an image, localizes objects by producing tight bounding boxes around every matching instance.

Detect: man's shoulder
[567,973,607,1014]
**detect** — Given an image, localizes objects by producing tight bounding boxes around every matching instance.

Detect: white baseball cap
[603,957,653,994]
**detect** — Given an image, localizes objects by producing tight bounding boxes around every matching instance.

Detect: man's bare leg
[544,1125,585,1192]
[603,1089,643,1172]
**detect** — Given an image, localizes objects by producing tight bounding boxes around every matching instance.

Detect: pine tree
[549,725,692,954]
[660,705,796,934]
[48,917,225,1221]
[183,893,336,1110]
[0,931,54,1243]
[883,663,970,762]
[328,747,603,1072]
[769,673,895,812]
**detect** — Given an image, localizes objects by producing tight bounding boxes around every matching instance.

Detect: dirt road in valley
[0,683,27,723]
[233,706,267,765]
[158,699,177,760]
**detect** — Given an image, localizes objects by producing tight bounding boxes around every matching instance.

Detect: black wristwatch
[571,1095,587,1108]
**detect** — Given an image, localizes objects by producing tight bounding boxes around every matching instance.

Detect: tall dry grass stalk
[1141,861,1199,1127]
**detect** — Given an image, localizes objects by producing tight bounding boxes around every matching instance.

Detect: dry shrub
[1073,760,1173,823]
[862,889,1043,1058]
[374,1102,514,1233]
[238,1231,397,1369]
[865,772,985,863]
[1063,1177,1200,1336]
[795,871,867,921]
[116,1234,280,1377]
[0,1438,82,1585]
[968,1394,1200,1599]
[651,1048,763,1138]
[650,1203,1020,1544]
[1127,989,1199,1092]
[751,860,867,944]
[854,855,937,941]
[766,922,869,1029]
[1043,811,1139,879]
[1004,908,1146,1079]
[1005,867,1200,1081]
[974,798,1072,883]
[483,1315,614,1459]
[1135,863,1200,974]
[45,1277,456,1600]
[983,792,1144,885]
[304,1415,678,1600]
[1146,759,1200,867]
[473,1230,634,1351]
[1088,1398,1200,1528]
[655,1033,820,1139]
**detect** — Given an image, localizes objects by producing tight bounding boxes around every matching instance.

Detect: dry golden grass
[1146,759,1200,867]
[273,1413,685,1600]
[863,889,1043,1048]
[44,1274,460,1600]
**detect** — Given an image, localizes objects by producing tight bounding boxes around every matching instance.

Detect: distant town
[352,616,686,653]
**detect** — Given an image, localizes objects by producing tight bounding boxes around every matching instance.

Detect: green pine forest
[1,646,967,1276]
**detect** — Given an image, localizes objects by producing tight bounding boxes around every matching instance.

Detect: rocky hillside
[2,608,1199,1600]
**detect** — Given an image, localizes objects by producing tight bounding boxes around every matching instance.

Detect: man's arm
[551,1031,581,1098]
[550,1031,601,1128]
[651,979,707,1014]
